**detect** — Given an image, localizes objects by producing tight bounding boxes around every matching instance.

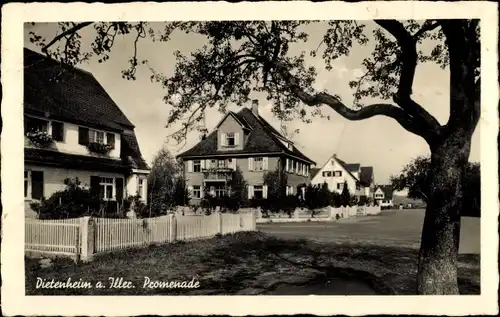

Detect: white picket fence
[25,212,256,261]
[25,218,81,257]
[256,205,381,223]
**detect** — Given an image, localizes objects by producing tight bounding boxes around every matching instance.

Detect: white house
[373,185,394,208]
[310,154,375,200]
[23,48,150,217]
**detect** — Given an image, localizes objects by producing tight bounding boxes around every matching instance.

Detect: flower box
[26,131,54,148]
[87,142,113,154]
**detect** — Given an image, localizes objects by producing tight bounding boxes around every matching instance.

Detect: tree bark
[416,128,473,294]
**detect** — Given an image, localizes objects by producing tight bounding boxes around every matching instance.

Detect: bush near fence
[255,205,381,223]
[25,212,256,261]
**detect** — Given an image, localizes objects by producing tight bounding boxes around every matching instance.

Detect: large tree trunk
[416,129,472,294]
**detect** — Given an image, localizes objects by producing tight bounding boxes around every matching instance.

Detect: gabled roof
[312,154,374,188]
[215,112,252,130]
[359,166,374,186]
[375,185,394,200]
[310,167,321,179]
[24,48,134,131]
[177,108,315,164]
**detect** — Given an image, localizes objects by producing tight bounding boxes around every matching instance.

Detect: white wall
[24,164,125,199]
[25,117,121,159]
[311,157,357,194]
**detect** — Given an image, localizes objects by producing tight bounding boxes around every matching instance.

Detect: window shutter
[200,185,204,198]
[232,158,237,170]
[205,159,211,169]
[51,122,64,142]
[188,185,194,194]
[286,159,290,172]
[263,185,268,199]
[263,157,268,170]
[90,176,101,199]
[187,160,193,173]
[106,133,115,149]
[31,171,44,200]
[115,177,124,202]
[248,185,254,199]
[78,127,89,145]
[201,160,206,170]
[219,133,225,147]
[234,132,240,146]
[248,157,254,171]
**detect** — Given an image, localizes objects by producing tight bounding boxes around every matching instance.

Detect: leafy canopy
[28,20,480,145]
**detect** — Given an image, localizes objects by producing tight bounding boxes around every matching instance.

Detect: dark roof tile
[177,107,315,164]
[24,48,133,131]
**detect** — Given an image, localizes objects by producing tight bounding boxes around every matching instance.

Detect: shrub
[87,142,113,154]
[124,195,153,218]
[26,131,53,148]
[34,178,100,219]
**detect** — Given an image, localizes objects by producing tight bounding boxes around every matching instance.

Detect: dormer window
[226,133,235,146]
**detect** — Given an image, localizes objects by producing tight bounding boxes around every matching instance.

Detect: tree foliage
[391,156,480,216]
[27,20,479,145]
[148,147,181,213]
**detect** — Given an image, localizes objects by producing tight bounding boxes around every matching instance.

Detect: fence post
[169,214,177,242]
[252,210,257,230]
[218,212,223,235]
[79,216,90,262]
[294,208,299,219]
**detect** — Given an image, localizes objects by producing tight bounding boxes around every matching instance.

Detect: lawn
[26,213,480,295]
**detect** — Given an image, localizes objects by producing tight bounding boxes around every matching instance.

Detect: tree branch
[41,22,93,54]
[413,20,440,39]
[270,60,426,138]
[374,20,442,136]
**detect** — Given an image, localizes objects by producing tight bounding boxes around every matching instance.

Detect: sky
[23,22,480,185]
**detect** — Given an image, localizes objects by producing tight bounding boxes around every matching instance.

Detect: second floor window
[254,157,264,171]
[137,178,144,198]
[218,159,226,168]
[193,160,201,172]
[210,159,217,169]
[25,117,49,133]
[89,129,105,144]
[323,171,332,177]
[226,133,235,146]
[335,171,342,177]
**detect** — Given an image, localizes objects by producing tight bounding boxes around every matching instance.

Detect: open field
[258,209,480,254]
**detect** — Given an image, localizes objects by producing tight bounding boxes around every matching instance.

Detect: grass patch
[26,231,479,295]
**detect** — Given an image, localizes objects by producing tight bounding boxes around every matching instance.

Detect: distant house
[23,48,150,217]
[176,100,315,203]
[373,185,394,208]
[310,154,375,200]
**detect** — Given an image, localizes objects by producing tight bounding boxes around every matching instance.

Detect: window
[25,170,44,200]
[254,157,264,171]
[337,183,344,190]
[193,185,201,199]
[210,159,217,169]
[292,161,297,173]
[89,129,105,144]
[356,183,361,190]
[25,117,48,133]
[218,159,226,168]
[253,185,264,199]
[322,171,332,177]
[335,171,342,177]
[100,177,114,200]
[226,133,235,146]
[137,178,144,198]
[193,160,201,172]
[375,193,383,198]
[24,171,29,198]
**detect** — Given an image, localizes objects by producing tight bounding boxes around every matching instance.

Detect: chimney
[333,153,337,158]
[251,99,259,116]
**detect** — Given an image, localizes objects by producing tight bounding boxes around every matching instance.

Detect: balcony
[202,168,233,182]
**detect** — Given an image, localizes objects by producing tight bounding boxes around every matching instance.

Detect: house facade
[373,185,394,208]
[24,48,150,217]
[310,154,375,200]
[176,100,315,204]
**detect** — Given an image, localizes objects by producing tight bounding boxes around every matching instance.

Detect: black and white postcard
[1,1,498,316]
